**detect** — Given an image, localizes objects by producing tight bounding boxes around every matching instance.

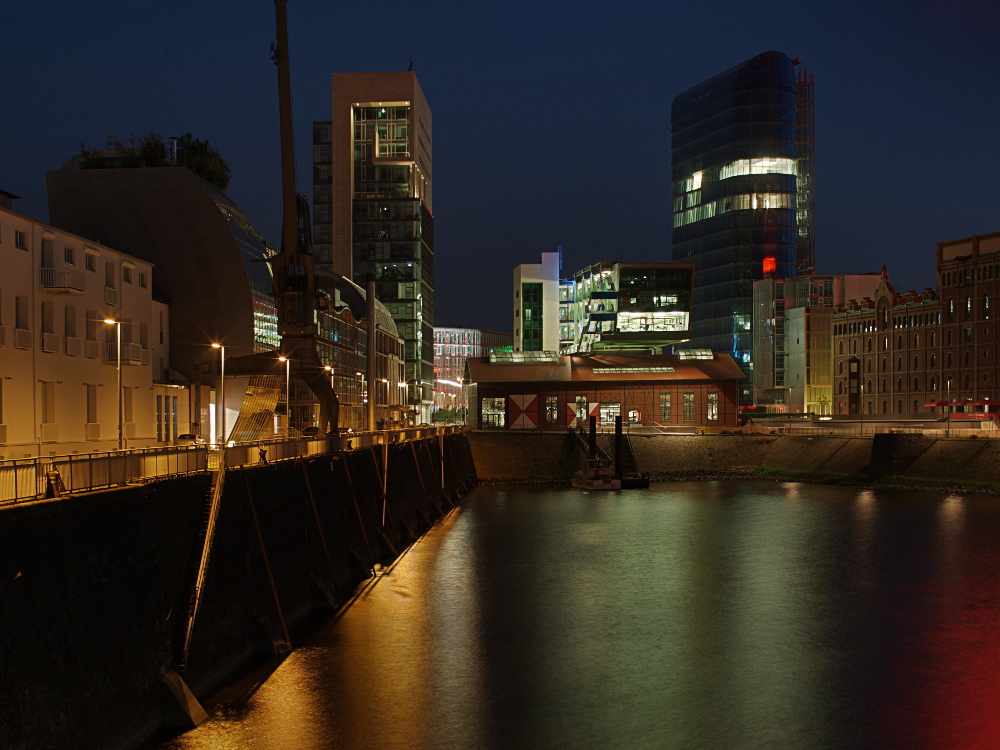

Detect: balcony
[14,329,32,350]
[65,336,82,356]
[86,340,100,358]
[105,342,147,365]
[39,267,86,294]
[41,333,59,353]
[104,286,118,306]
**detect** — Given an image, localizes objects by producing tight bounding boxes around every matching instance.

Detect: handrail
[0,426,465,505]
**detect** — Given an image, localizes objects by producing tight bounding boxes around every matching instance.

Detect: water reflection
[155,481,1000,750]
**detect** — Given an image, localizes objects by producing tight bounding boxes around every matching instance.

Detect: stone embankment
[468,431,1000,494]
[1,433,478,750]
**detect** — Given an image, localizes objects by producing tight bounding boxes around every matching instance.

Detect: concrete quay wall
[1,433,478,750]
[470,430,1000,489]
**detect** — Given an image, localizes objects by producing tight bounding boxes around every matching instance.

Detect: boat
[571,459,621,490]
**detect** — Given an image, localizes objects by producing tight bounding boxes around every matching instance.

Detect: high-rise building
[671,51,814,403]
[315,71,434,420]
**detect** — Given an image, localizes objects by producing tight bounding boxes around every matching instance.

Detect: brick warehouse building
[466,352,745,430]
[831,231,1000,418]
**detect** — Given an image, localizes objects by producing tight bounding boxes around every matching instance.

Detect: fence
[0,446,207,505]
[0,425,464,505]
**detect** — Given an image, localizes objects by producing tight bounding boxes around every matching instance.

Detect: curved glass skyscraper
[671,51,813,403]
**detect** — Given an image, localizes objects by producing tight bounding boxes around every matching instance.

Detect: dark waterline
[154,481,1000,750]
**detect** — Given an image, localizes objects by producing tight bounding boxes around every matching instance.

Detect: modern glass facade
[671,51,813,403]
[315,75,435,414]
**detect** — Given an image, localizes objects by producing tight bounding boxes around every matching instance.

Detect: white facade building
[0,204,186,458]
[513,251,562,353]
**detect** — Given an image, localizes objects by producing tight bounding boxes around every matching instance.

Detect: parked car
[174,434,206,446]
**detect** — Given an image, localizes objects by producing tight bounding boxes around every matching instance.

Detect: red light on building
[762,256,776,275]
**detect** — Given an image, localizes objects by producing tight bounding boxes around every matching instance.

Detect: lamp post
[859,380,864,437]
[279,356,291,434]
[211,344,225,446]
[356,371,367,430]
[103,318,123,450]
[947,377,952,438]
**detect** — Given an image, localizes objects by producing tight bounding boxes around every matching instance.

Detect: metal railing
[0,445,208,505]
[0,425,464,505]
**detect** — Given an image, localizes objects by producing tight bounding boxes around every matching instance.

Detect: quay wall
[0,433,477,750]
[469,430,1000,489]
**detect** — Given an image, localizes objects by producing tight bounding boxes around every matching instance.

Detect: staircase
[568,427,612,462]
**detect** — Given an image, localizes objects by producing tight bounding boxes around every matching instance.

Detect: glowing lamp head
[278,356,288,363]
[104,318,116,325]
[211,343,222,350]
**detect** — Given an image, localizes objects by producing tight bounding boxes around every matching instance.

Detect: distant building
[0,202,185,456]
[46,167,405,435]
[753,273,881,413]
[566,262,694,354]
[315,71,435,421]
[671,51,815,403]
[513,251,695,355]
[466,351,745,430]
[433,327,512,417]
[513,251,563,352]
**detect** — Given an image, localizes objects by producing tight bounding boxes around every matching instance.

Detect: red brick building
[466,352,744,430]
[832,230,1000,418]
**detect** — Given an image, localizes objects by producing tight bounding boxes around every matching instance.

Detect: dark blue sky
[7,0,1000,333]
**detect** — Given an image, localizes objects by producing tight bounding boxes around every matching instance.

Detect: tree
[76,130,231,190]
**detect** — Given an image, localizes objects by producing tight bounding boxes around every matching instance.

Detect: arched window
[947,353,953,367]
[913,399,919,413]
[965,374,971,389]
[930,354,936,367]
[984,349,990,361]
[965,351,971,367]
[914,333,919,347]
[948,298,954,323]
[867,378,873,393]
[897,400,904,413]
[930,376,937,390]
[838,341,844,355]
[838,361,844,375]
[837,381,843,395]
[881,357,887,372]
[931,332,936,346]
[897,335,904,349]
[984,294,991,320]
[852,340,857,354]
[897,377,904,391]
[882,400,888,414]
[913,377,920,391]
[867,401,873,414]
[882,378,887,392]
[984,372,990,384]
[913,355,919,369]
[866,338,872,352]
[897,356,903,370]
[947,330,953,346]
[866,359,872,372]
[966,296,973,321]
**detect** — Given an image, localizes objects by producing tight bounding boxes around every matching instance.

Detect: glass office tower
[671,51,813,403]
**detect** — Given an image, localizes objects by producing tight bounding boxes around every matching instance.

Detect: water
[154,481,1000,750]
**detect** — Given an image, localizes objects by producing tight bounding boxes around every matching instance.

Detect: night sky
[7,1,999,334]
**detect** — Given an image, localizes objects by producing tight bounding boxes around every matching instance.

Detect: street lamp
[859,380,864,437]
[947,377,952,438]
[211,343,225,446]
[103,318,123,450]
[279,356,291,434]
